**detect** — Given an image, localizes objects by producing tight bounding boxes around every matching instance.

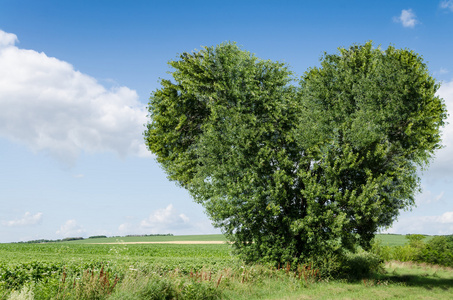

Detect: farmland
[1,234,453,299]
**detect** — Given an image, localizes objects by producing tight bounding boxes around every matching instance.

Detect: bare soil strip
[92,241,227,245]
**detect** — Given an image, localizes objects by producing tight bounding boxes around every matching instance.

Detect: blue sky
[1,0,453,243]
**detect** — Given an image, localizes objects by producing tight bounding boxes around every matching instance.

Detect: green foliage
[295,43,446,253]
[144,41,447,266]
[406,234,426,246]
[339,251,384,280]
[371,236,419,262]
[0,262,61,290]
[111,274,180,300]
[371,235,453,268]
[416,236,453,267]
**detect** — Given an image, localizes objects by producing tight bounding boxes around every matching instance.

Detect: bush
[391,245,419,262]
[337,251,384,280]
[370,236,423,262]
[406,234,426,247]
[179,281,221,300]
[296,250,384,280]
[416,236,453,267]
[371,235,453,268]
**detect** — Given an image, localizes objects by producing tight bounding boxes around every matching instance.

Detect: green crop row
[0,244,231,264]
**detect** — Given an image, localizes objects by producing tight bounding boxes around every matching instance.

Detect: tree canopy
[144,42,447,266]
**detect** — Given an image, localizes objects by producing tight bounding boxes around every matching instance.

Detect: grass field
[1,234,452,299]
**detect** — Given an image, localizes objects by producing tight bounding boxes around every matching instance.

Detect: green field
[1,234,452,299]
[375,234,434,247]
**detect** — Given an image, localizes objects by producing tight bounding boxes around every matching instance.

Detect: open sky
[1,0,453,243]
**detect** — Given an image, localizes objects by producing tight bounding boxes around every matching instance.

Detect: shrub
[391,245,419,262]
[406,234,426,244]
[370,238,393,261]
[416,236,453,267]
[338,251,384,280]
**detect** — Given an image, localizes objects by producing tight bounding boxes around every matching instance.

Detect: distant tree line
[14,233,174,244]
[15,237,84,244]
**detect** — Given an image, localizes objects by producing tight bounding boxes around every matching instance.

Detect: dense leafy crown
[145,42,447,265]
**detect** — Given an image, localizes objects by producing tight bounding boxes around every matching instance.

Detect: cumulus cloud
[118,204,193,235]
[140,204,190,229]
[0,29,150,165]
[0,30,17,47]
[56,219,85,237]
[440,0,453,11]
[393,9,418,28]
[1,212,43,227]
[439,211,453,223]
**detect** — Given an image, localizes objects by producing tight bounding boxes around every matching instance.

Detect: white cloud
[56,219,85,237]
[440,0,453,11]
[140,204,190,229]
[118,204,192,235]
[383,212,453,235]
[394,9,418,28]
[118,205,221,236]
[0,29,150,165]
[439,211,453,223]
[0,30,18,47]
[2,212,43,227]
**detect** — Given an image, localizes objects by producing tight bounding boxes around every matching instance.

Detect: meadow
[1,234,452,299]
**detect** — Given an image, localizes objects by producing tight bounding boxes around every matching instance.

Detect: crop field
[1,234,452,299]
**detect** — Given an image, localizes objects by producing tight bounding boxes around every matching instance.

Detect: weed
[55,266,119,300]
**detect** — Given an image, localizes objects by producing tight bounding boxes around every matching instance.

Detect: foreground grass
[223,261,453,300]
